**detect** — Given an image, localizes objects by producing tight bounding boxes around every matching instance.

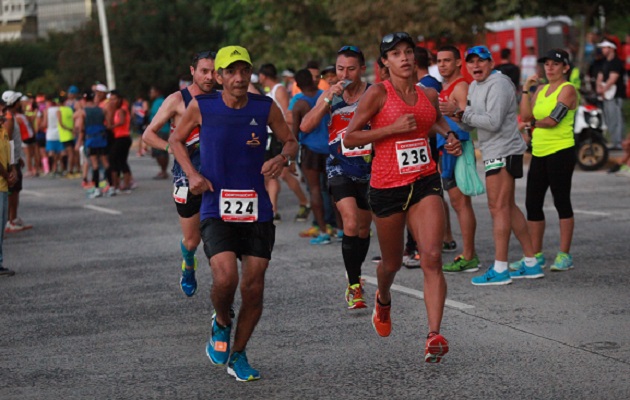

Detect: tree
[208,0,339,70]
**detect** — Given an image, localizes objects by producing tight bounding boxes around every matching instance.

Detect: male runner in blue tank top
[143,51,216,297]
[169,45,298,382]
[300,46,372,309]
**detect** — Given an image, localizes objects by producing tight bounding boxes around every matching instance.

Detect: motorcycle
[574,96,608,171]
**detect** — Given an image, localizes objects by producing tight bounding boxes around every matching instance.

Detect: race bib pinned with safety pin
[340,129,372,157]
[173,185,188,204]
[395,138,430,174]
[220,189,258,222]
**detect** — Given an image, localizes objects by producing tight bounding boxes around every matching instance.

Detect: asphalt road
[1,151,630,399]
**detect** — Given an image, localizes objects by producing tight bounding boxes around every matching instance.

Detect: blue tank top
[172,87,202,185]
[84,107,107,148]
[290,90,329,155]
[327,85,372,181]
[197,92,274,222]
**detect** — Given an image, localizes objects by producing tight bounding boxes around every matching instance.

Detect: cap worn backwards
[215,46,252,70]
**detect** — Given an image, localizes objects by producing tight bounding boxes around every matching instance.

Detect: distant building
[0,0,38,42]
[36,0,94,39]
[0,0,115,42]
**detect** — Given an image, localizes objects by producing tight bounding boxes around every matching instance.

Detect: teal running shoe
[509,252,545,271]
[509,261,545,279]
[550,252,573,271]
[227,351,260,382]
[310,233,331,245]
[206,315,231,365]
[180,258,198,297]
[471,265,512,286]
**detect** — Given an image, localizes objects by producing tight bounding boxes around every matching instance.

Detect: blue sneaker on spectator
[471,265,512,286]
[227,351,260,382]
[180,258,197,297]
[205,315,231,365]
[509,252,545,271]
[509,260,545,279]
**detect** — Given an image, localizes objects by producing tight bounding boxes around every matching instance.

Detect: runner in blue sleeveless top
[143,51,216,297]
[170,45,297,382]
[300,45,372,310]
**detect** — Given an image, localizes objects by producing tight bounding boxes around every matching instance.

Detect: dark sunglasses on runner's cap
[338,45,363,55]
[380,32,414,56]
[465,46,492,61]
[192,50,217,64]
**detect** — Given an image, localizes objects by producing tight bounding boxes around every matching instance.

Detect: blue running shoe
[310,233,331,245]
[550,252,573,271]
[509,252,545,271]
[227,351,260,382]
[509,261,545,279]
[180,258,198,297]
[471,266,512,286]
[206,315,231,365]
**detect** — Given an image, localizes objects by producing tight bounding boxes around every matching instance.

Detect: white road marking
[83,205,122,215]
[544,207,610,217]
[21,189,45,197]
[361,275,475,310]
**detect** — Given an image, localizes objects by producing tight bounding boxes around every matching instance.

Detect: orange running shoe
[425,332,449,363]
[371,290,391,337]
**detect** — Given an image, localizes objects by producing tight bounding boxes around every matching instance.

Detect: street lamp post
[95,0,116,90]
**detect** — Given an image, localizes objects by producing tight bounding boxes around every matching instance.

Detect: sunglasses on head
[466,46,491,58]
[338,45,363,55]
[192,50,216,63]
[381,32,411,44]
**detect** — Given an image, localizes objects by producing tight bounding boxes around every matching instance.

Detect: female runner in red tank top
[345,32,461,363]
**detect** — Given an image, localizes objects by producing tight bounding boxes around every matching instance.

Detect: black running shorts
[201,218,275,260]
[328,175,370,211]
[368,173,443,218]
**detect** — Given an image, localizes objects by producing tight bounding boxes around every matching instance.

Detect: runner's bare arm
[262,102,298,177]
[169,99,212,194]
[300,81,344,133]
[141,92,181,151]
[344,83,413,147]
[275,85,293,127]
[74,110,85,151]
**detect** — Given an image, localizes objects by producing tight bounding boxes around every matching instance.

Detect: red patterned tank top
[370,80,437,189]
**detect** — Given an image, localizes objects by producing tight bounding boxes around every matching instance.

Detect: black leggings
[109,136,132,175]
[525,146,576,221]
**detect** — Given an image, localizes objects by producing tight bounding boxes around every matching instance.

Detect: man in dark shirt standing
[495,48,521,92]
[596,39,626,150]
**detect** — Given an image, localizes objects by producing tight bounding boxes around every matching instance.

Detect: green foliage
[208,0,339,70]
[0,41,56,93]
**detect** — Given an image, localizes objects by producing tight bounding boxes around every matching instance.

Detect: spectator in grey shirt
[446,45,544,286]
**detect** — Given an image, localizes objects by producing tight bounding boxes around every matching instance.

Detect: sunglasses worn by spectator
[192,50,217,64]
[381,32,411,44]
[338,45,363,55]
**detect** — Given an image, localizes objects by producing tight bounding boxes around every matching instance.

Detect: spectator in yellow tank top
[519,48,578,272]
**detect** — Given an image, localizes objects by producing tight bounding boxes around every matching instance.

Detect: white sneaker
[87,188,102,199]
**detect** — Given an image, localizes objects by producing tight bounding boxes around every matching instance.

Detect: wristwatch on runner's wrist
[280,153,293,166]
